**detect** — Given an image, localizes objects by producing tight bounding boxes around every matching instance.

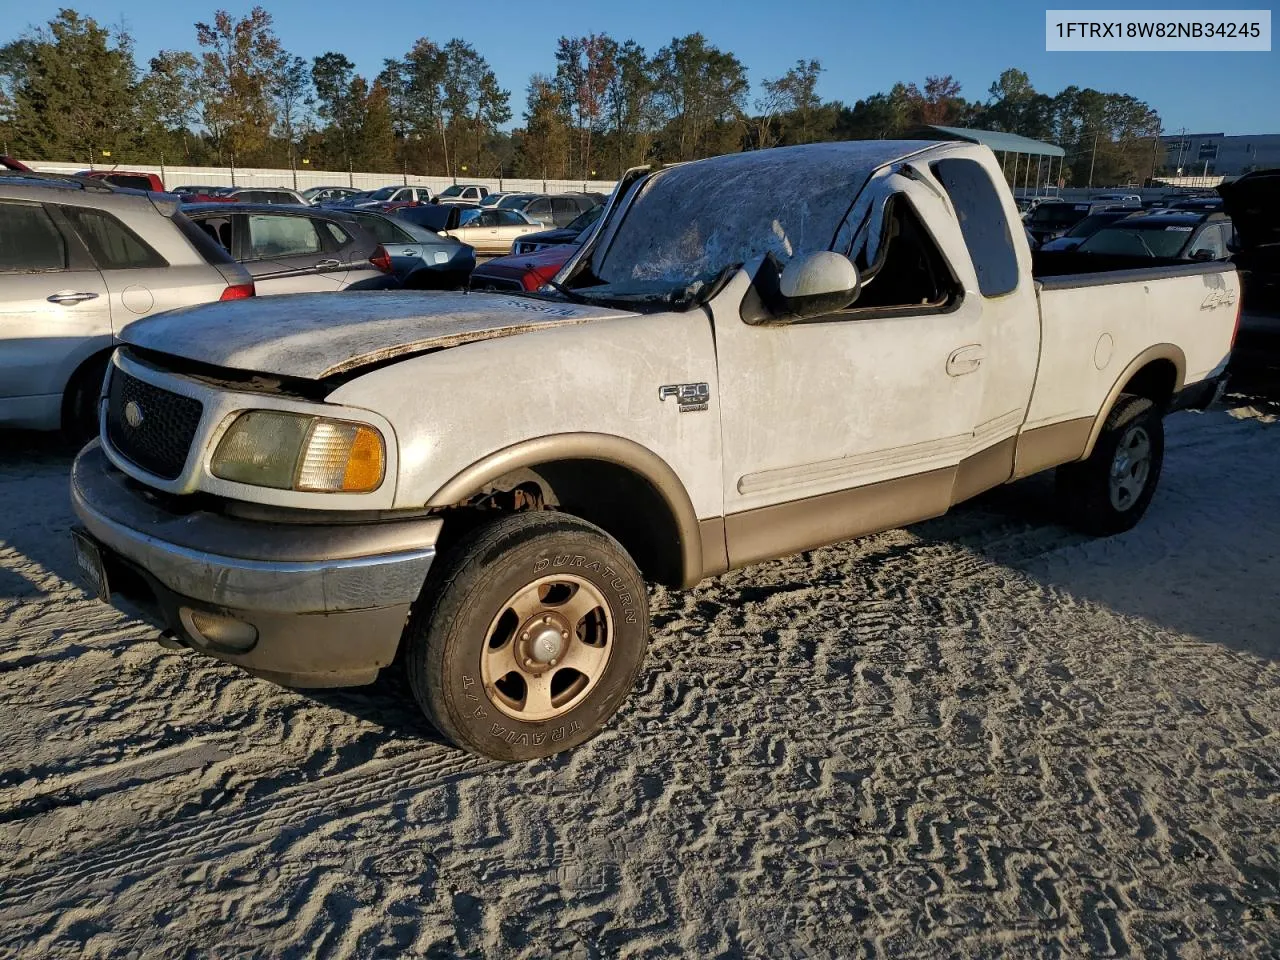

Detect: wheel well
[435,458,687,587]
[61,348,113,428]
[1120,359,1178,409]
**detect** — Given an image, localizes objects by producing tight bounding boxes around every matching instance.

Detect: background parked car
[189,186,308,205]
[0,172,253,435]
[76,170,165,192]
[173,185,231,200]
[395,204,541,255]
[1168,196,1225,212]
[341,209,475,289]
[1015,196,1054,217]
[325,185,433,209]
[1090,192,1142,208]
[435,184,489,203]
[302,185,363,205]
[1069,211,1235,261]
[494,192,598,228]
[184,203,395,294]
[1025,200,1127,246]
[1218,168,1280,382]
[471,242,575,292]
[1037,210,1137,252]
[510,205,604,254]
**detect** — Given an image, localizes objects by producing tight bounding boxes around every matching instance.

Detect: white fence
[21,160,618,197]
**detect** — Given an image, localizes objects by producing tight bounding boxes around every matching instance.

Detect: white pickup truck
[70,141,1239,760]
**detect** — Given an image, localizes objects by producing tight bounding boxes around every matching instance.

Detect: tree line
[0,8,1167,187]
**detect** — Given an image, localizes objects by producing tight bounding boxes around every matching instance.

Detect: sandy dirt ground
[0,399,1277,959]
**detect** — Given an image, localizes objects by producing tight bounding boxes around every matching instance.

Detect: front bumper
[70,441,440,687]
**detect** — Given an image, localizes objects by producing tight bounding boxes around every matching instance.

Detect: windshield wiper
[1133,233,1158,257]
[543,278,592,303]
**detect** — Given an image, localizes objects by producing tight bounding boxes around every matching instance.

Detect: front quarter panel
[326,310,723,519]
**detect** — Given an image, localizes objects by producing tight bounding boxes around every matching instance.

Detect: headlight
[211,411,385,493]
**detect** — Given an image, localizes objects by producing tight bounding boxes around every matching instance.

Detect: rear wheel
[404,511,650,760]
[1056,395,1165,535]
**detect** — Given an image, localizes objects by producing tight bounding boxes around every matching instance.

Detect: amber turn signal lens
[342,426,385,491]
[296,420,386,493]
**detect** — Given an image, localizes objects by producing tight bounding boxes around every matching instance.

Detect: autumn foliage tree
[0,11,1167,188]
[194,7,284,166]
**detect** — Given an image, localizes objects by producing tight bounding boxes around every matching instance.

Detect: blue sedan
[342,209,476,289]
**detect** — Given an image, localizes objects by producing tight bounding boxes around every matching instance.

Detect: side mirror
[1190,248,1216,262]
[740,251,861,325]
[776,252,861,320]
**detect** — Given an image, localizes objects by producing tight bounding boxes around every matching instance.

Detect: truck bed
[1023,257,1237,442]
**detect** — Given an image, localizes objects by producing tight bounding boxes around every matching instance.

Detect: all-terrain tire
[404,511,650,761]
[1056,394,1165,536]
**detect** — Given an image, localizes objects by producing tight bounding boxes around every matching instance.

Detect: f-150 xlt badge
[658,382,709,412]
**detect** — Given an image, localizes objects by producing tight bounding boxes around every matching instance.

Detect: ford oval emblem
[124,400,144,429]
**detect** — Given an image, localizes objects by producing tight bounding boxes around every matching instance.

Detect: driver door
[710,176,988,567]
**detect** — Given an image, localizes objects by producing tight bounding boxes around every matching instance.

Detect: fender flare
[427,432,704,586]
[1082,343,1186,459]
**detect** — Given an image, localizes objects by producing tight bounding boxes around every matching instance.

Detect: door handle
[946,344,985,377]
[316,258,341,269]
[47,291,99,305]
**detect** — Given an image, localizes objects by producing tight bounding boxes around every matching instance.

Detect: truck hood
[120,290,633,380]
[1218,169,1280,252]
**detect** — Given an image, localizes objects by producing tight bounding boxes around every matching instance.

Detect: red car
[76,170,166,191]
[470,243,576,292]
[0,156,32,172]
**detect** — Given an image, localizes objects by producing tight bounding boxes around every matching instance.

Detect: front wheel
[404,512,650,760]
[1056,395,1165,536]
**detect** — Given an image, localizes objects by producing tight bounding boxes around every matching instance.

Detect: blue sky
[11,0,1278,134]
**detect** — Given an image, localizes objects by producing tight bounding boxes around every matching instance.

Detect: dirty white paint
[120,291,633,380]
[109,140,1239,530]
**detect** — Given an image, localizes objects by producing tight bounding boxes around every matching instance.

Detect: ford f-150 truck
[70,141,1239,760]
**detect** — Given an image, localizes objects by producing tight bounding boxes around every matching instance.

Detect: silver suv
[0,173,253,436]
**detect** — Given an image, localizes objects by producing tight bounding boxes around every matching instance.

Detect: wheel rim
[1109,424,1152,512]
[480,573,614,722]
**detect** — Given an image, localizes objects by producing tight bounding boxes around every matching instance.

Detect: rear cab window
[931,158,1020,297]
[0,201,67,272]
[61,206,167,269]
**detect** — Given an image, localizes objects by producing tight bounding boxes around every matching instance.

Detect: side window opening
[851,196,960,313]
[745,195,960,325]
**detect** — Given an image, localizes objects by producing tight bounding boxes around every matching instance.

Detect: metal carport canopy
[906,124,1066,196]
[907,124,1065,158]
